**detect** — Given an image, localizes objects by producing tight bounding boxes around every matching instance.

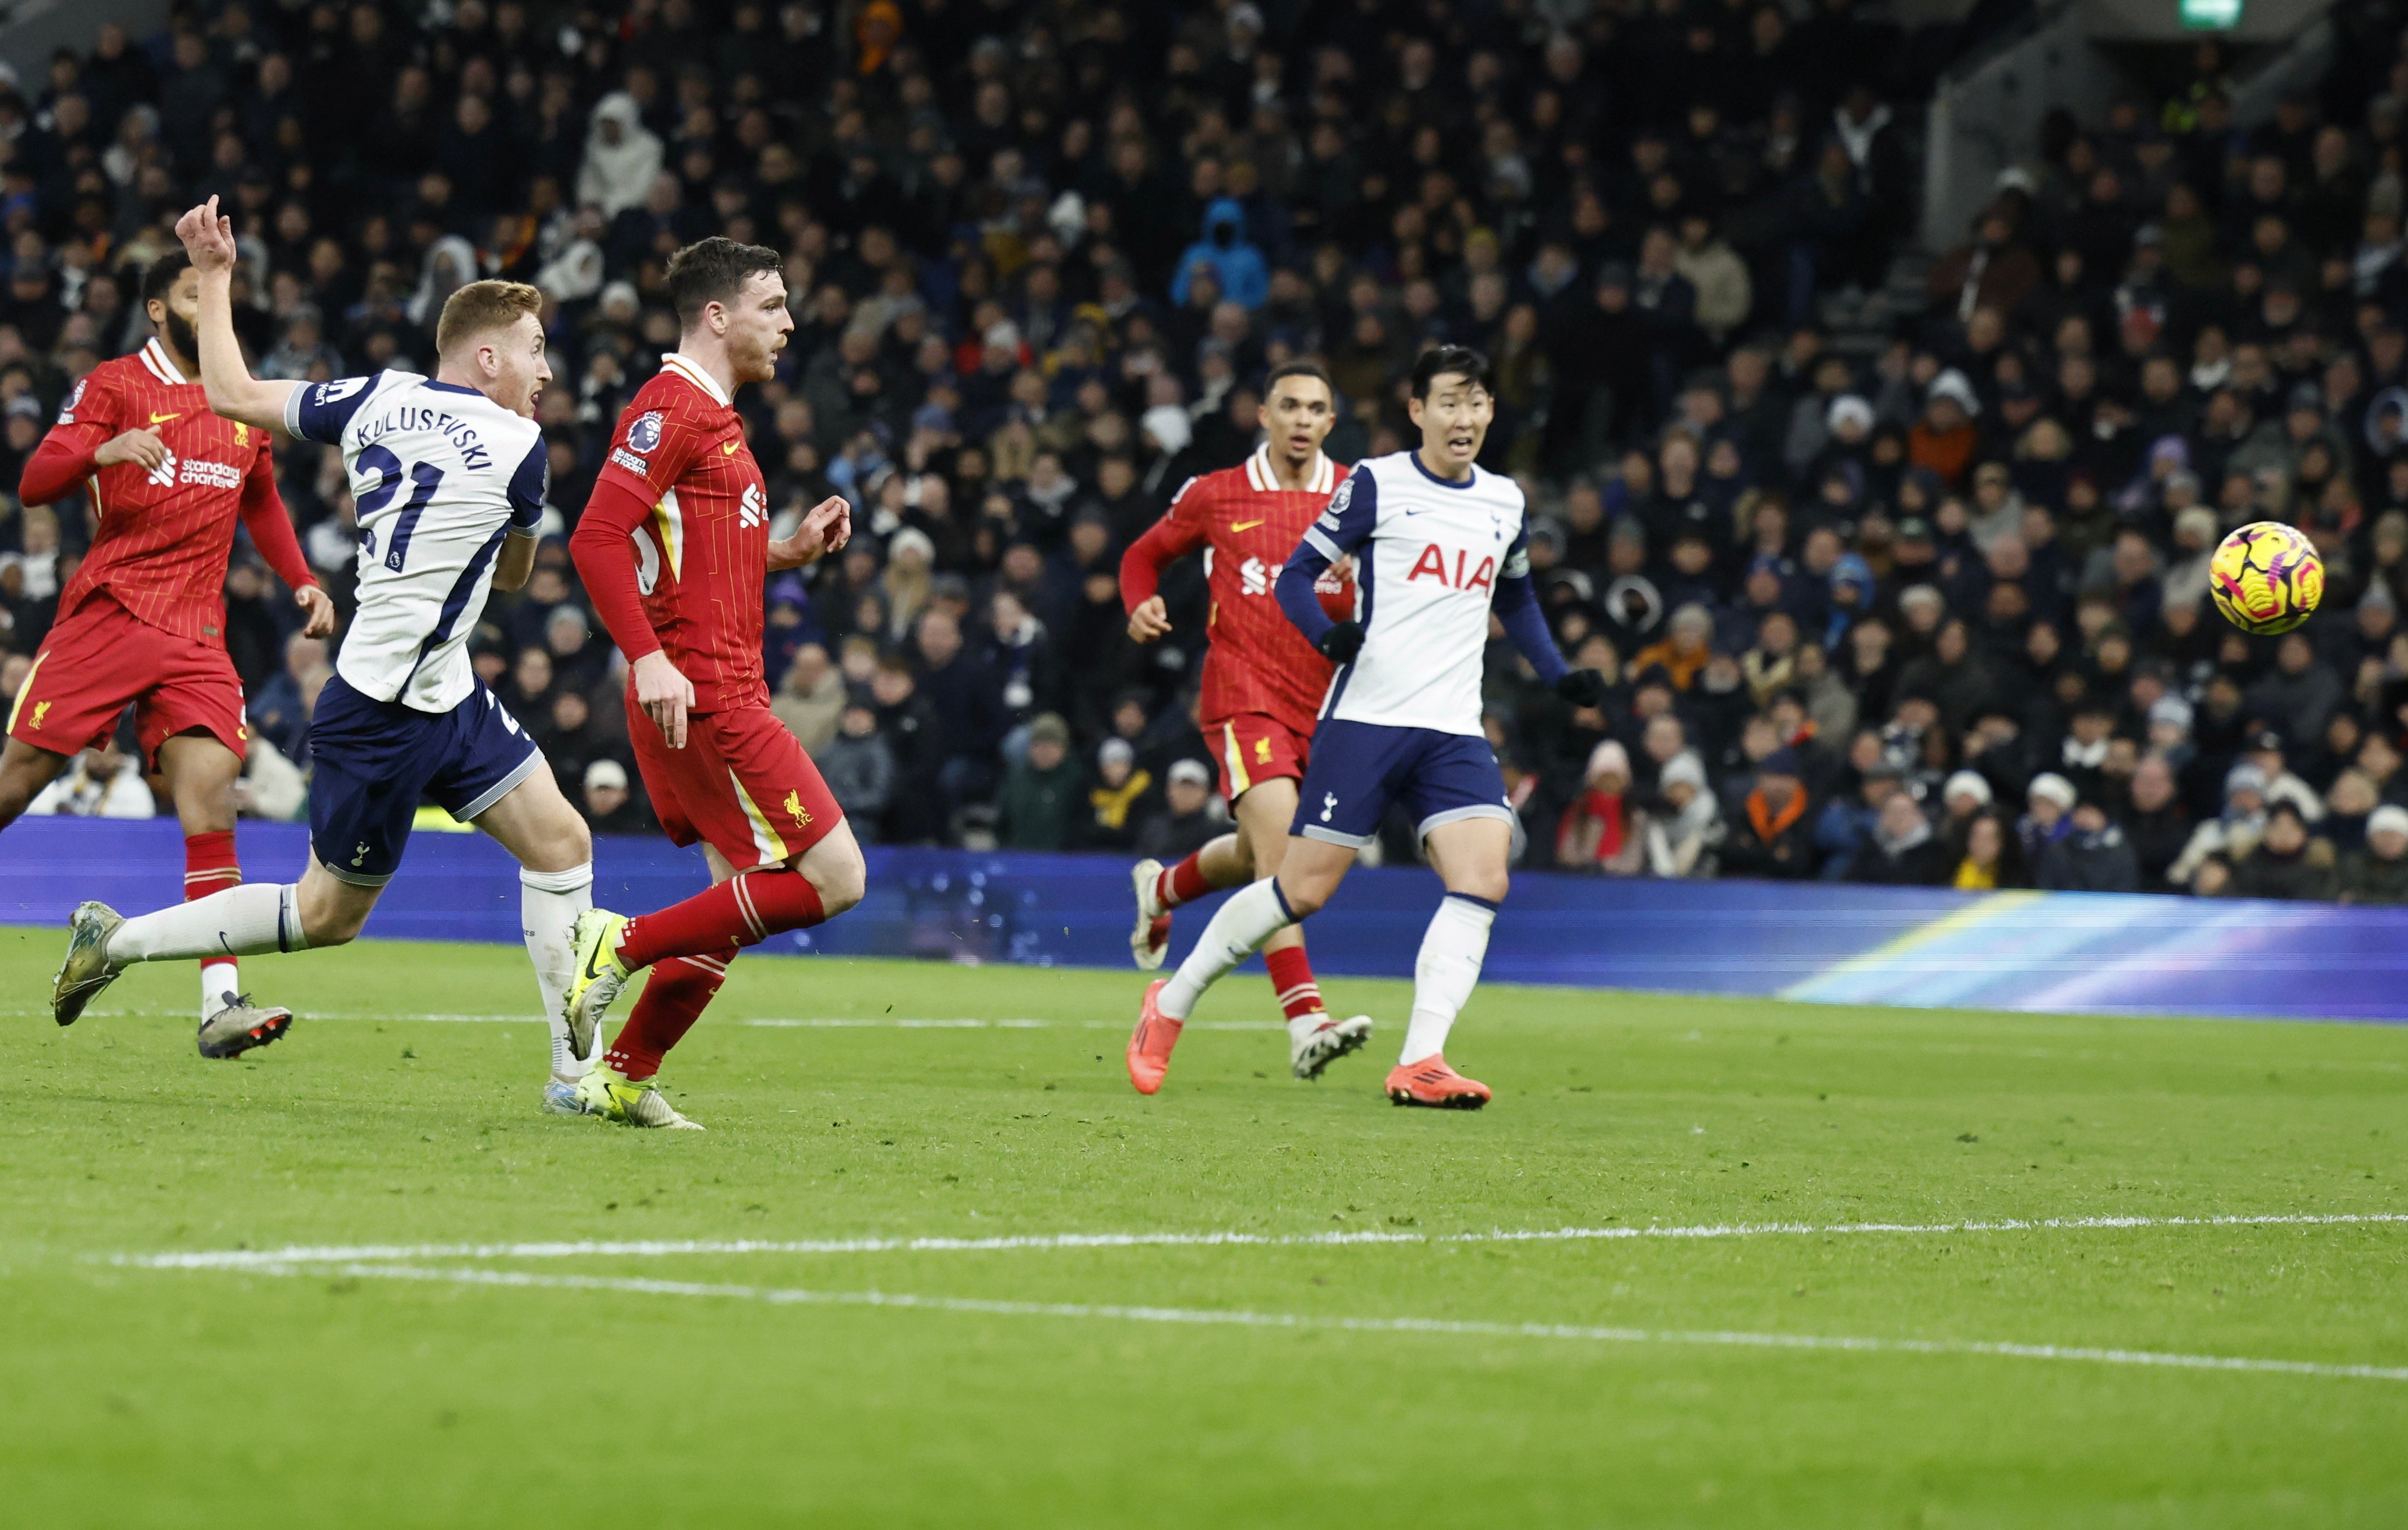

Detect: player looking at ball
[1117,361,1372,1093]
[53,198,599,1110]
[561,237,860,1130]
[1129,347,1610,1107]
[11,248,334,1056]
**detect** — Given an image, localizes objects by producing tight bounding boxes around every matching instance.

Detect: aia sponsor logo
[1405,543,1495,594]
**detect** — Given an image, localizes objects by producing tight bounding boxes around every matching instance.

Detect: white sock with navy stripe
[107,883,308,965]
[1157,878,1297,1021]
[520,862,594,1082]
[1399,893,1496,1065]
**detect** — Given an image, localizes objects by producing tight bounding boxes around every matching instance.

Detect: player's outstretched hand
[632,650,696,749]
[1316,619,1365,664]
[294,585,337,639]
[768,495,851,570]
[93,428,167,472]
[173,195,237,274]
[1126,595,1171,642]
[1555,668,1610,710]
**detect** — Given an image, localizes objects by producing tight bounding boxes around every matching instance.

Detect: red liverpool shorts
[8,594,248,767]
[1209,712,1313,804]
[626,696,842,869]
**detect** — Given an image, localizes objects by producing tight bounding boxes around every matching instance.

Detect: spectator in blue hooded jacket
[1171,198,1269,311]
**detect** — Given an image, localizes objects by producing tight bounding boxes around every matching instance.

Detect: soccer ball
[2208,521,2324,636]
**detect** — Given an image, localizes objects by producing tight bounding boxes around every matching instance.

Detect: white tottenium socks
[1400,893,1496,1064]
[1156,879,1297,1020]
[108,883,308,963]
[1155,879,1498,1064]
[520,862,595,1081]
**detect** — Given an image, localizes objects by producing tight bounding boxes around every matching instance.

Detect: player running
[8,249,334,1056]
[1118,360,1371,1092]
[561,237,861,1131]
[52,197,602,1113]
[1131,347,1608,1108]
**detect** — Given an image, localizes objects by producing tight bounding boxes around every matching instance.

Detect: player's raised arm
[173,197,296,433]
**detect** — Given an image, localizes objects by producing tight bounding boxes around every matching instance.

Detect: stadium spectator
[820,694,898,830]
[580,759,650,837]
[2226,800,2339,900]
[2037,799,2141,893]
[1721,747,1815,879]
[1133,758,1219,864]
[773,643,845,757]
[27,741,154,818]
[2339,804,2408,903]
[1946,808,2030,890]
[1078,736,1153,853]
[1644,750,1723,878]
[1555,740,1646,875]
[1850,791,1950,885]
[996,712,1081,853]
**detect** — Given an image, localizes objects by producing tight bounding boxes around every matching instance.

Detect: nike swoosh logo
[149,411,179,424]
[722,441,741,455]
[1231,519,1266,532]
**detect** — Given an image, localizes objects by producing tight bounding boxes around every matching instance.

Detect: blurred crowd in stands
[8,0,2408,904]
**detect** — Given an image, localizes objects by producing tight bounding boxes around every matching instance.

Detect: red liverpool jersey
[1122,445,1351,735]
[588,354,772,712]
[27,339,288,644]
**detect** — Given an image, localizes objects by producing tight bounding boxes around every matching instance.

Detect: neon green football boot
[574,1064,703,1131]
[561,908,633,1060]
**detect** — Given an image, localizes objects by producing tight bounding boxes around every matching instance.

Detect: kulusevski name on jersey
[287,373,545,714]
[347,397,497,472]
[1292,451,1532,736]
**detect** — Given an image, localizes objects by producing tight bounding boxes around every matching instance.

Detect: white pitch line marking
[112,1211,2408,1272]
[194,1259,2408,1385]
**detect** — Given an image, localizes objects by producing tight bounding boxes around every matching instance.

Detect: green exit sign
[2181,0,2242,27]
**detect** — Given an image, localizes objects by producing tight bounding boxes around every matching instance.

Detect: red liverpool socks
[603,948,735,1080]
[616,869,828,969]
[1155,852,1215,909]
[186,830,242,1012]
[1264,943,1326,1023]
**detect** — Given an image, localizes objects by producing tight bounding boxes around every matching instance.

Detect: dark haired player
[1117,361,1371,1093]
[11,248,332,1054]
[1132,348,1610,1108]
[565,237,859,1129]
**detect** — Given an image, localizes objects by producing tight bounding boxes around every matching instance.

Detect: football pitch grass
[4,924,2405,1527]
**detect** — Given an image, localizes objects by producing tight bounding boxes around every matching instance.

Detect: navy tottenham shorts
[307,673,543,885]
[1290,718,1514,850]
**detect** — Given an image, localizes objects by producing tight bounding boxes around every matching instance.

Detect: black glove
[1317,620,1366,664]
[1555,668,1610,710]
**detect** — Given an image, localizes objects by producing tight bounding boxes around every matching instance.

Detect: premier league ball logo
[629,410,665,453]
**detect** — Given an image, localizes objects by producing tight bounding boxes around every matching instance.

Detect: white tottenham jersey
[287,373,546,712]
[1299,451,1530,736]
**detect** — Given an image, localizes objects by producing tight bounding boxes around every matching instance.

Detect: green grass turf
[3,923,2405,1528]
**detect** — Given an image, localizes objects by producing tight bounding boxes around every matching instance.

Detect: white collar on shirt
[138,336,188,386]
[660,352,732,408]
[1244,444,1335,494]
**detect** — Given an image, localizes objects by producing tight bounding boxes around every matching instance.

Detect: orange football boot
[1127,978,1184,1094]
[1384,1054,1491,1108]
